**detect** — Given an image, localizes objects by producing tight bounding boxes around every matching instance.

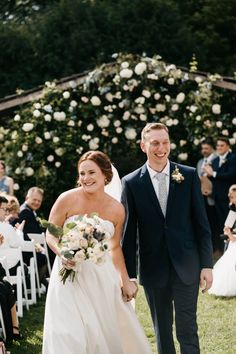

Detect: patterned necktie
[156,172,167,216]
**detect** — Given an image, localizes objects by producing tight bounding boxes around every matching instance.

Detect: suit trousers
[144,262,200,354]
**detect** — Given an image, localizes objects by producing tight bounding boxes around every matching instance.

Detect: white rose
[22,144,28,152]
[25,167,34,176]
[165,95,171,102]
[212,104,221,114]
[195,76,202,83]
[44,114,52,122]
[176,92,185,103]
[43,104,52,112]
[89,138,99,150]
[53,111,66,121]
[35,136,43,144]
[22,123,34,132]
[147,73,158,80]
[87,124,94,131]
[134,62,147,75]
[229,138,236,145]
[216,121,222,128]
[14,114,21,121]
[68,120,75,127]
[11,131,18,140]
[121,61,129,69]
[166,119,173,127]
[116,127,123,134]
[120,68,133,79]
[13,183,19,190]
[81,96,89,103]
[125,128,137,140]
[33,109,41,118]
[171,143,176,150]
[44,132,51,139]
[178,153,188,161]
[156,104,166,112]
[173,119,179,125]
[55,148,65,156]
[196,115,201,121]
[63,91,70,99]
[190,105,197,113]
[70,100,77,107]
[233,132,236,139]
[105,93,113,102]
[171,104,179,112]
[194,139,200,145]
[140,114,147,121]
[97,115,110,128]
[112,137,118,144]
[34,102,41,109]
[15,167,21,174]
[232,117,236,125]
[91,96,101,106]
[123,111,130,120]
[180,140,187,146]
[135,97,145,105]
[114,120,121,127]
[222,129,229,136]
[53,136,60,143]
[142,90,151,98]
[55,161,61,168]
[154,93,161,100]
[47,155,54,162]
[167,78,175,85]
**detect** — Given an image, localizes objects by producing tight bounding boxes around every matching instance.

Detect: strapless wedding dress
[43,215,153,354]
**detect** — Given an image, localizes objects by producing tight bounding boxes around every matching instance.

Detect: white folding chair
[20,241,37,304]
[0,251,29,317]
[27,233,52,276]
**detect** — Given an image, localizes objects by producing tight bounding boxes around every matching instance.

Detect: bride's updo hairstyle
[77,151,113,185]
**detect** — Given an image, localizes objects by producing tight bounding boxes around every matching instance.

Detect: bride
[43,150,153,354]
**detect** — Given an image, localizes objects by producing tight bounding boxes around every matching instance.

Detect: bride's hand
[61,255,75,269]
[121,280,138,302]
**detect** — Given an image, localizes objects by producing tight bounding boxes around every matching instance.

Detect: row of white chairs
[0,233,51,320]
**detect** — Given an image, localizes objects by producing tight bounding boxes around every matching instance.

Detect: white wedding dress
[208,241,236,297]
[43,215,153,354]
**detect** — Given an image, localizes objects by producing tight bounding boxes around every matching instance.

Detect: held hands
[121,279,138,302]
[200,268,213,293]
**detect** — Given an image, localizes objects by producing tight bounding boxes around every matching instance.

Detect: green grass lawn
[8,288,236,354]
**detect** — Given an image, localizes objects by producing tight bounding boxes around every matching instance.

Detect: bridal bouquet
[40,214,113,283]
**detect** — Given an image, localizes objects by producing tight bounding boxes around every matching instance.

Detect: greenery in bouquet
[41,214,112,283]
[1,52,236,214]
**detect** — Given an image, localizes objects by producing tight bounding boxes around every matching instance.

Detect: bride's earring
[104,178,108,185]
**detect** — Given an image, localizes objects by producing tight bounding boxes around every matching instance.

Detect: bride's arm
[46,194,68,256]
[110,204,138,301]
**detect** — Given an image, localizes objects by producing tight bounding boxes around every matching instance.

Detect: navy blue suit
[211,152,236,250]
[121,162,213,354]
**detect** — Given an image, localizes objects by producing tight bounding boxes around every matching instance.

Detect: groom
[121,123,213,354]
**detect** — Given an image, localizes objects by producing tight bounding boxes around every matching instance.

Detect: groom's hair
[78,151,113,185]
[141,123,169,141]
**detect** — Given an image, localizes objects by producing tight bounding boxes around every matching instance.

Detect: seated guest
[0,161,14,196]
[0,263,23,345]
[5,196,20,226]
[0,196,24,275]
[19,187,49,289]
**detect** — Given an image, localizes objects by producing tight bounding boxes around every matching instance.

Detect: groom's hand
[200,268,213,293]
[121,280,138,302]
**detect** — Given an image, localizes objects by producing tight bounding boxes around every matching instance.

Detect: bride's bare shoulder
[56,187,82,204]
[107,196,125,221]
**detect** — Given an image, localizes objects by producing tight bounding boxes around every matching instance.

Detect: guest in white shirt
[0,195,24,273]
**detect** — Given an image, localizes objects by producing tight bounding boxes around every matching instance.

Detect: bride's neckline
[64,214,115,227]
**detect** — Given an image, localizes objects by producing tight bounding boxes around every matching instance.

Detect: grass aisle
[8,288,236,354]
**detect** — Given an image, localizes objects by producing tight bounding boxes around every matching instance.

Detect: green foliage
[0,0,236,97]
[1,53,235,214]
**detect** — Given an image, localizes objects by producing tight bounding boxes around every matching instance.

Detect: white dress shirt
[146,160,170,199]
[0,222,24,269]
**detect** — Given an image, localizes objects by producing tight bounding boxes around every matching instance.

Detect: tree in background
[0,0,235,98]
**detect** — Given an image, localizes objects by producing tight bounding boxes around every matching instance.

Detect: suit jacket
[211,152,236,202]
[19,203,43,241]
[121,161,213,288]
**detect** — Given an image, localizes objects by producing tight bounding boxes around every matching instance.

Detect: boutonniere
[171,166,184,183]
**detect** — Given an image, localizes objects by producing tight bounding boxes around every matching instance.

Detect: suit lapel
[166,162,176,218]
[140,164,164,218]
